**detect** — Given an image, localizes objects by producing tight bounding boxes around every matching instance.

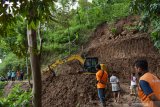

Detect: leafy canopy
[131,0,160,49]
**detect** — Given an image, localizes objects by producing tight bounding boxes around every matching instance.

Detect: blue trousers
[98,88,106,103]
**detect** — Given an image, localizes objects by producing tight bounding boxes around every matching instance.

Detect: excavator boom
[44,54,99,74]
[49,55,85,69]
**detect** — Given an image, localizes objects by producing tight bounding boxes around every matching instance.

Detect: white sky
[55,0,92,10]
[0,59,2,63]
[2,0,93,15]
[88,0,92,2]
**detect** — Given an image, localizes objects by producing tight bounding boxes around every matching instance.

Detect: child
[130,73,137,95]
[110,71,121,103]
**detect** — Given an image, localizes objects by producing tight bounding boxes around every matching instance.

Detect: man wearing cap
[96,64,108,107]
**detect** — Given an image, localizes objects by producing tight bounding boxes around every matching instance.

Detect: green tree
[131,0,160,49]
[0,0,57,107]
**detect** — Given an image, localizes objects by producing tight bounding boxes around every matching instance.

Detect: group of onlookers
[96,59,160,107]
[7,70,24,81]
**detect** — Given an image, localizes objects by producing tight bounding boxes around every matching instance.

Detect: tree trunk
[27,27,42,107]
[39,23,43,60]
[26,55,31,87]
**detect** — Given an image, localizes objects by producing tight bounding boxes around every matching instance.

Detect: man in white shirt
[110,71,120,103]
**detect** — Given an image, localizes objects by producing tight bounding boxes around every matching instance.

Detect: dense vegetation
[0,0,130,74]
[0,83,31,107]
[131,0,160,49]
[0,82,7,97]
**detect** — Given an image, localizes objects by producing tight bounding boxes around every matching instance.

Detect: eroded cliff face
[86,16,160,77]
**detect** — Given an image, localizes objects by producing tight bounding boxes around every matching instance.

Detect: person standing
[16,70,21,81]
[20,70,24,81]
[130,73,137,95]
[7,70,11,81]
[110,71,121,103]
[96,64,108,107]
[134,59,160,107]
[11,70,16,81]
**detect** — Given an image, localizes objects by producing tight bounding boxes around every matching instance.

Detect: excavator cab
[83,57,98,73]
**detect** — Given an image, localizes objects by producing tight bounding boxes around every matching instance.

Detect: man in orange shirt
[96,64,108,107]
[134,59,160,107]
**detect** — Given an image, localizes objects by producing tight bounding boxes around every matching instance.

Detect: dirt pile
[42,73,97,107]
[42,15,160,107]
[55,60,83,75]
[42,72,139,107]
[42,61,102,107]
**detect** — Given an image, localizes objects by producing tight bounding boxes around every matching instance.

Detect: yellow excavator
[45,54,108,75]
[48,54,99,73]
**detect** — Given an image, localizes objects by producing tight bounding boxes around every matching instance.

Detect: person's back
[20,71,24,80]
[110,74,120,90]
[16,71,21,80]
[11,71,16,81]
[110,72,121,102]
[7,71,11,80]
[11,71,15,77]
[17,71,20,76]
[7,71,11,77]
[110,75,118,83]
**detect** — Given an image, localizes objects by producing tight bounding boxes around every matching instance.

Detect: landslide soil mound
[42,16,160,107]
[42,74,97,107]
[42,73,140,107]
[85,15,160,77]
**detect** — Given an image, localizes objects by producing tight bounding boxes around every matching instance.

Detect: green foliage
[0,16,27,59]
[0,53,26,76]
[111,27,117,35]
[151,19,160,49]
[41,0,130,60]
[0,0,131,66]
[0,84,32,107]
[131,0,160,49]
[123,25,138,31]
[0,82,7,97]
[0,0,57,60]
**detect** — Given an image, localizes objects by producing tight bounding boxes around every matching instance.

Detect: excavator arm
[49,55,85,69]
[66,55,85,64]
